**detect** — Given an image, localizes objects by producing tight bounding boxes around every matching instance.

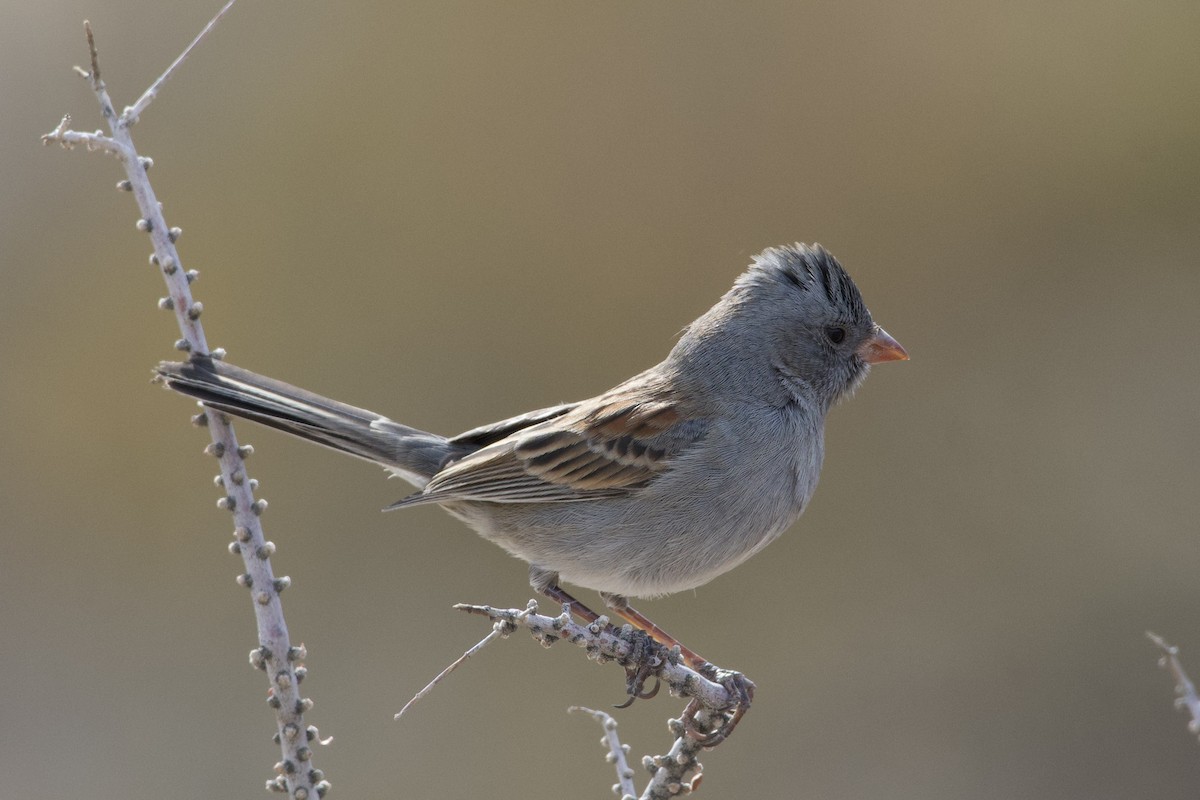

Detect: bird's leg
[601,591,756,745]
[528,570,751,736]
[529,566,602,623]
[600,592,708,668]
[529,568,663,705]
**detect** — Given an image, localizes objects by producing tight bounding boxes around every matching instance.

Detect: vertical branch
[44,15,328,798]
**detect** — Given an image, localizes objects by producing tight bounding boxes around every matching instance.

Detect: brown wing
[387,392,706,507]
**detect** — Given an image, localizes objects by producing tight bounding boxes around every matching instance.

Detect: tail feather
[155,358,459,487]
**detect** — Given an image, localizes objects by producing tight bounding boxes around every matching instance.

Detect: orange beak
[858,325,909,364]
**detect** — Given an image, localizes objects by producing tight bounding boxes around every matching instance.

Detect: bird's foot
[681,664,756,746]
[613,626,665,708]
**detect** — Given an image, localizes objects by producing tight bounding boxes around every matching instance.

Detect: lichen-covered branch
[42,12,328,798]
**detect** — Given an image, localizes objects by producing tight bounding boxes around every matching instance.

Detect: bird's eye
[825,326,846,344]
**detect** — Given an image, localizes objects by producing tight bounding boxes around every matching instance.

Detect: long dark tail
[155,357,462,487]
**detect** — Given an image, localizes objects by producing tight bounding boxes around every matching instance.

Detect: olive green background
[3,2,1198,798]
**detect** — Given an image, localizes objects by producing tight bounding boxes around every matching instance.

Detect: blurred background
[3,1,1198,798]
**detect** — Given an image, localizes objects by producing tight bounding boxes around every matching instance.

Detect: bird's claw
[613,627,665,709]
[614,671,660,709]
[681,665,755,746]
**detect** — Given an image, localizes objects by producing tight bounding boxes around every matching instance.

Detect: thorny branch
[43,10,329,798]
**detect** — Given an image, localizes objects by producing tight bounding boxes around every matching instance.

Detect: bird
[156,242,906,707]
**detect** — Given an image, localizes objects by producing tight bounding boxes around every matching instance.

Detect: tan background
[3,2,1199,798]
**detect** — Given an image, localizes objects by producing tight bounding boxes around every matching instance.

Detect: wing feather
[388,384,707,507]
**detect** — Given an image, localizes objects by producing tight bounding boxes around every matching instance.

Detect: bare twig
[396,602,537,720]
[1148,632,1200,739]
[41,115,128,158]
[43,12,326,798]
[569,707,637,800]
[122,0,238,124]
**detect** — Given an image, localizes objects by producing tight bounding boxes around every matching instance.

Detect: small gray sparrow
[157,243,905,692]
